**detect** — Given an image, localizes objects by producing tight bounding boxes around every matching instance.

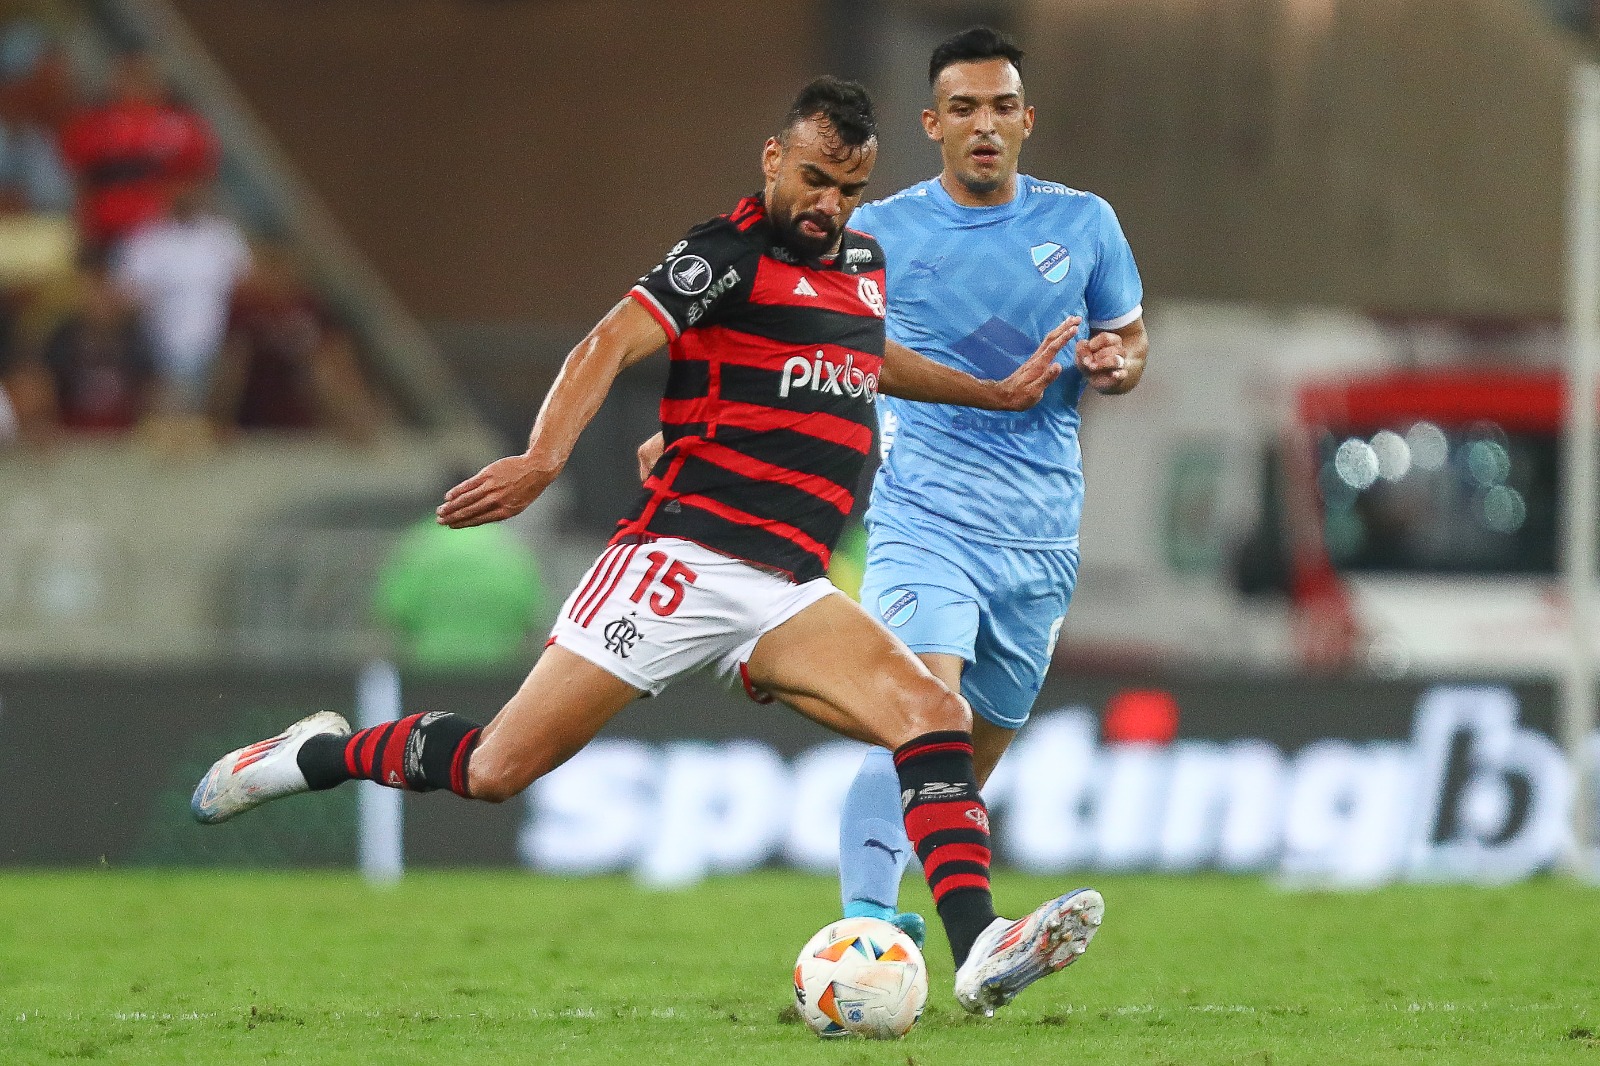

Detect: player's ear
[921,108,940,142]
[1022,105,1035,139]
[762,136,783,180]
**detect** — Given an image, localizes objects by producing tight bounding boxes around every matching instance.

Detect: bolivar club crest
[1030,242,1071,283]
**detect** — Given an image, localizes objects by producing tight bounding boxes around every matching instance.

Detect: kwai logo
[683,266,741,326]
[779,351,879,401]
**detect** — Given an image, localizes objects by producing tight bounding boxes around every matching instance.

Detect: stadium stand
[0,0,1585,674]
[0,0,505,666]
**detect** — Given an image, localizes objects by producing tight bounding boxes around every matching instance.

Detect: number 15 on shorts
[629,550,698,617]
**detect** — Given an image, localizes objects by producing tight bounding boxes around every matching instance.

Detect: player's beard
[956,172,1006,197]
[776,208,840,261]
[956,138,1012,198]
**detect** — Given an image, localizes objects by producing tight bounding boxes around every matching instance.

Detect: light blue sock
[838,746,913,917]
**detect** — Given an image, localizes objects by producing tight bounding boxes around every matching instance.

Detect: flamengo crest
[857,276,885,316]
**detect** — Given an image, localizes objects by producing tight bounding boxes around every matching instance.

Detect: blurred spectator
[0,19,77,445]
[374,517,548,670]
[27,252,155,434]
[0,291,20,444]
[0,379,16,443]
[0,20,74,215]
[112,184,249,419]
[209,245,385,442]
[60,48,218,255]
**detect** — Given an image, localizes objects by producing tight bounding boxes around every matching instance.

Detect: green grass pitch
[1,870,1596,1064]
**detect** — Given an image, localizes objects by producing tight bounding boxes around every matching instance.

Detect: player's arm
[879,315,1079,411]
[1075,316,1148,396]
[437,298,666,528]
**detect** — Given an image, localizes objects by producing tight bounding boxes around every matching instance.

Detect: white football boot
[190,711,351,824]
[953,888,1104,1016]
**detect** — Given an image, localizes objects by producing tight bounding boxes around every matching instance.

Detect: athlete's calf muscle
[467,645,643,802]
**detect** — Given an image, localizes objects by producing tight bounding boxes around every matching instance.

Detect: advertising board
[0,670,1578,886]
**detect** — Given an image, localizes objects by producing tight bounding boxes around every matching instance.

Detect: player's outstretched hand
[637,432,665,483]
[990,315,1076,410]
[436,454,559,528]
[1076,329,1131,393]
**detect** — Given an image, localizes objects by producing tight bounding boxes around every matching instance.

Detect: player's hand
[1076,329,1131,393]
[637,432,665,483]
[436,453,560,528]
[989,315,1076,410]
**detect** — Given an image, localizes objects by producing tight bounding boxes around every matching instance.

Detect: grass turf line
[0,870,1596,1065]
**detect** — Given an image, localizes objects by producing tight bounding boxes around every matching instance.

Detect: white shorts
[548,537,840,697]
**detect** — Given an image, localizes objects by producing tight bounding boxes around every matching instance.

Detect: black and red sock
[894,730,997,967]
[297,711,481,797]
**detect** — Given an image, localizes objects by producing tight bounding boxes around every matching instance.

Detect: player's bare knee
[465,749,535,804]
[890,678,970,741]
[922,686,972,734]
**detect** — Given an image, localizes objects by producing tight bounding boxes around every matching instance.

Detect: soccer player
[190,77,1099,1015]
[836,27,1146,982]
[643,30,1142,1004]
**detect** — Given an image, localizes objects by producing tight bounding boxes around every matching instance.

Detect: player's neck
[938,170,1019,208]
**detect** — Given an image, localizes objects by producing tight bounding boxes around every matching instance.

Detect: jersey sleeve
[1085,196,1143,331]
[847,200,880,239]
[628,220,750,340]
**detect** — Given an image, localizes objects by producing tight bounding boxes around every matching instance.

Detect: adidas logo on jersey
[793,277,818,298]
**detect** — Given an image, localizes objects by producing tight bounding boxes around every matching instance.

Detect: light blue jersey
[851,175,1143,549]
[838,173,1145,928]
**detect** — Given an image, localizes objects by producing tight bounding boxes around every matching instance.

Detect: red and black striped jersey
[620,195,887,583]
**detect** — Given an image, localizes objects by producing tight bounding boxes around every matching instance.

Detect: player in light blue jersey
[833,26,1147,1011]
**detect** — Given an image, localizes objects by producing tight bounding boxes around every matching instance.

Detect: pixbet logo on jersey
[779,350,879,402]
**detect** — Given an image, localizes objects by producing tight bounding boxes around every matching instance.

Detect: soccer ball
[792,917,928,1039]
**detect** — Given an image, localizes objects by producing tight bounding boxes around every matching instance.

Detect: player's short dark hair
[929,25,1025,84]
[781,76,877,149]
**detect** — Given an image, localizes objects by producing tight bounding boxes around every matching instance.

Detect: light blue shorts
[858,526,1079,730]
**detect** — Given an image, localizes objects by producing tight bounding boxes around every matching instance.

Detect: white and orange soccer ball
[792,917,928,1039]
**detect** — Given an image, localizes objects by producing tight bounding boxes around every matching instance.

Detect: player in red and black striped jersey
[189,76,1092,1013]
[621,193,889,584]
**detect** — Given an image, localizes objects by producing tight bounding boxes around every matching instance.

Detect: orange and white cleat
[190,711,350,824]
[953,888,1104,1016]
